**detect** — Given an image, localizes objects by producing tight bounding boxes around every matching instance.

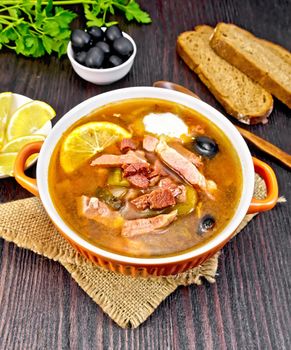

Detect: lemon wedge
[60,122,131,173]
[2,134,45,152]
[6,100,55,141]
[0,92,13,148]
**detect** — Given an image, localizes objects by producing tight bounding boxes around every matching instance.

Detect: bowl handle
[14,141,43,197]
[247,157,278,214]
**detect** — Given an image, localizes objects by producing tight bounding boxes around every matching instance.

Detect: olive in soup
[49,99,242,258]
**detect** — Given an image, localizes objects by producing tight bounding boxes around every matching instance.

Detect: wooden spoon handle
[236,126,291,168]
[154,80,201,99]
[154,81,291,169]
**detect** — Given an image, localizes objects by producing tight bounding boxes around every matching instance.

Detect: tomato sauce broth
[49,99,242,258]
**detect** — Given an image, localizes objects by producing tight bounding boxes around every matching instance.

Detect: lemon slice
[0,92,13,148]
[6,100,55,141]
[0,151,38,177]
[2,134,45,153]
[60,121,131,173]
[0,152,17,176]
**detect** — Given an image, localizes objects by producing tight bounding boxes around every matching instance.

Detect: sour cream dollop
[143,113,188,138]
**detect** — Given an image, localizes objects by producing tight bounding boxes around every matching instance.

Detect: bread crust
[210,23,291,108]
[176,27,273,124]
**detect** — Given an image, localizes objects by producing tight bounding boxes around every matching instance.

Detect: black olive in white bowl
[113,37,134,57]
[67,26,137,85]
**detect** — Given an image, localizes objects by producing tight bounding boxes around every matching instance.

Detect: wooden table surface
[0,0,290,349]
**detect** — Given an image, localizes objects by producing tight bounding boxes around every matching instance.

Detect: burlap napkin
[0,175,270,328]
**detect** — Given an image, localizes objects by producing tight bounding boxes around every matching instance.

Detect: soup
[49,99,242,258]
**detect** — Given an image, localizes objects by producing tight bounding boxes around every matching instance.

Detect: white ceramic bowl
[67,30,137,85]
[14,87,278,276]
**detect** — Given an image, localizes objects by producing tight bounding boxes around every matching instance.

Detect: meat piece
[131,188,176,210]
[170,142,203,168]
[143,135,159,152]
[134,150,146,159]
[121,210,178,237]
[130,194,149,210]
[77,196,112,218]
[120,138,138,152]
[126,174,149,188]
[143,153,169,178]
[159,177,187,203]
[153,159,168,176]
[122,163,151,177]
[122,159,164,188]
[77,195,122,227]
[91,151,148,167]
[146,165,161,186]
[158,177,174,188]
[156,140,208,191]
[147,168,159,178]
[151,188,176,209]
[122,161,151,189]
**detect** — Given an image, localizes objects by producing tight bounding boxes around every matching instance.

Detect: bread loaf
[210,23,291,108]
[177,25,273,124]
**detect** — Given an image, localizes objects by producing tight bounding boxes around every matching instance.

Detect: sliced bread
[258,38,291,66]
[210,23,291,108]
[176,25,273,124]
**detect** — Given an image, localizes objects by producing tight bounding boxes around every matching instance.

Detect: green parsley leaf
[122,1,152,23]
[3,27,18,42]
[0,0,151,58]
[54,7,77,29]
[84,4,105,27]
[43,21,60,37]
[42,35,54,54]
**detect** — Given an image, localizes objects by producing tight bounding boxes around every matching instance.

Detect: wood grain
[0,0,291,349]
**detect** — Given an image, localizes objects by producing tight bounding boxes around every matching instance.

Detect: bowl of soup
[14,87,278,276]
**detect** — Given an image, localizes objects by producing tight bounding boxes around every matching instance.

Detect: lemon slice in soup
[60,121,131,173]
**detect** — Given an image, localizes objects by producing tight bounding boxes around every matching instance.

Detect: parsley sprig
[0,0,151,57]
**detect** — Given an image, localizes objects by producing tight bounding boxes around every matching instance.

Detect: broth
[49,98,242,258]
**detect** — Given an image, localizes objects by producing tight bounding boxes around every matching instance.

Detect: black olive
[107,55,123,68]
[95,41,111,56]
[194,136,218,158]
[88,39,95,48]
[87,26,104,42]
[85,47,104,68]
[74,51,87,65]
[105,25,122,43]
[71,29,91,51]
[198,215,216,235]
[113,37,133,57]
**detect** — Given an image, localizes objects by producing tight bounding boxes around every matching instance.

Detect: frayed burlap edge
[64,262,178,328]
[0,175,285,328]
[62,252,221,328]
[0,197,220,328]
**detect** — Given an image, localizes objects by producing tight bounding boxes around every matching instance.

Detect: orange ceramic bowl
[14,87,278,276]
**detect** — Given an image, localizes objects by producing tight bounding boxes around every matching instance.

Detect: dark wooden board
[0,0,290,349]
